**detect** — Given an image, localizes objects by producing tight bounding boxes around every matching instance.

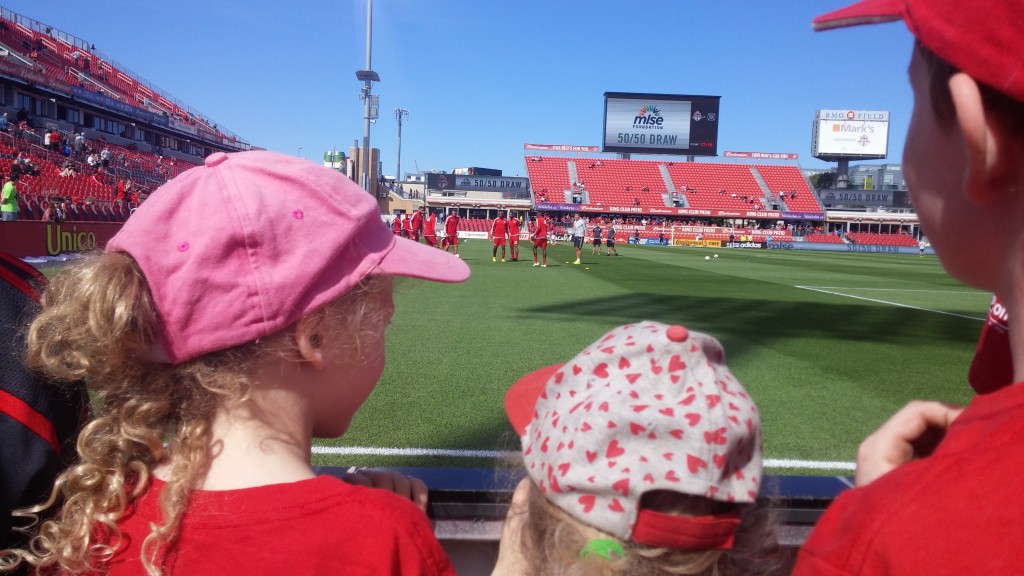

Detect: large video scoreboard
[602,92,721,156]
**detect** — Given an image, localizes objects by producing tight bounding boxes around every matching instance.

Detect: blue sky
[4,1,914,177]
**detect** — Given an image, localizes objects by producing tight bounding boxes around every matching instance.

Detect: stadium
[0,3,989,574]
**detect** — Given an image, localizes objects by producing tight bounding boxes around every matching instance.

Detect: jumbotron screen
[812,110,890,159]
[602,92,721,156]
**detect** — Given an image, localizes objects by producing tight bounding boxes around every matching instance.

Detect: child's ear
[951,72,1016,203]
[294,314,326,370]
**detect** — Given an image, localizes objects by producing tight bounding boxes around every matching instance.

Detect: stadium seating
[846,232,918,247]
[525,156,826,215]
[805,233,845,244]
[754,165,823,213]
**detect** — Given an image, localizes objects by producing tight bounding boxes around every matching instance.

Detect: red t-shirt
[444,215,458,235]
[424,214,437,236]
[793,382,1024,576]
[411,212,424,233]
[392,218,402,234]
[402,217,412,232]
[508,218,520,238]
[101,475,454,576]
[533,218,548,240]
[491,217,507,238]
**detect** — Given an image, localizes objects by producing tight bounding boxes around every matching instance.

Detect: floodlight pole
[394,107,409,184]
[360,0,374,192]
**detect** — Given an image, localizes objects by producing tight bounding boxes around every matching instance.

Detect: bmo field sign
[812,110,890,160]
[603,92,721,156]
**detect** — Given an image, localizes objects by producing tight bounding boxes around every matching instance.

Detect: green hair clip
[579,538,626,560]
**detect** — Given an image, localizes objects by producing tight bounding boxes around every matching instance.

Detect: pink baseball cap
[813,0,1024,104]
[505,321,762,550]
[107,150,469,364]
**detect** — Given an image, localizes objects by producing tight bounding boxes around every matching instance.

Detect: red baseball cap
[813,0,1024,104]
[108,150,469,364]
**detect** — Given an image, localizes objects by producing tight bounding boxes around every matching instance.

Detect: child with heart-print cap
[494,321,784,576]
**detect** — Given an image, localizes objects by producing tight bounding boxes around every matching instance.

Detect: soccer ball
[704,256,710,261]
[713,254,719,259]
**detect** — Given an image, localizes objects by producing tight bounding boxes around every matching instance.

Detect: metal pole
[361,0,373,192]
[394,107,408,185]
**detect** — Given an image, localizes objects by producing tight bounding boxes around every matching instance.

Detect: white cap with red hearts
[504,321,762,549]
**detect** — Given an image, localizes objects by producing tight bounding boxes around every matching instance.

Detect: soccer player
[401,213,413,239]
[591,221,603,255]
[570,213,586,265]
[531,213,548,267]
[423,209,439,248]
[410,207,424,243]
[490,212,508,262]
[606,223,620,256]
[391,214,402,237]
[443,210,460,257]
[507,212,521,261]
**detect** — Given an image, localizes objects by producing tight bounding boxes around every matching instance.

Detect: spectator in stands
[114,178,133,206]
[59,159,77,178]
[99,147,111,169]
[1,174,18,221]
[73,132,84,156]
[792,3,1024,575]
[0,113,8,133]
[85,153,99,171]
[0,151,466,575]
[494,321,781,576]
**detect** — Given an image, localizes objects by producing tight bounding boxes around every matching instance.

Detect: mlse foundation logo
[633,105,664,130]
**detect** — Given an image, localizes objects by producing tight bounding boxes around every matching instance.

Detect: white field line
[311,446,855,472]
[801,287,987,294]
[795,286,986,321]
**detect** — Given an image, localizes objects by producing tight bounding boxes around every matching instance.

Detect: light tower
[394,107,409,183]
[356,0,379,192]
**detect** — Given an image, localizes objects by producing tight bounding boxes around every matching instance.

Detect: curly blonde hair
[0,251,390,575]
[516,480,786,576]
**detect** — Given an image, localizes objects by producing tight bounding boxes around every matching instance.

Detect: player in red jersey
[507,213,521,261]
[443,211,460,257]
[391,215,402,236]
[490,213,508,262]
[410,207,424,242]
[531,213,548,267]
[423,210,439,247]
[401,214,412,239]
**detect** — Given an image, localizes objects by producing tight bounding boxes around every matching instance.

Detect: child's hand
[855,401,964,487]
[343,468,430,513]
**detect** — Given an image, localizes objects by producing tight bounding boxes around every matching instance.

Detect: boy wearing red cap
[795,1,1024,574]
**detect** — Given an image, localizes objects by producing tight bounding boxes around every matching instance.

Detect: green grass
[316,241,984,474]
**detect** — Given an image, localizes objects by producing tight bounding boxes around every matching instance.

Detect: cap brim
[812,0,904,31]
[504,363,563,436]
[377,235,470,283]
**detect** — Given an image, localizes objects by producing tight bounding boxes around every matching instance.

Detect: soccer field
[316,240,987,475]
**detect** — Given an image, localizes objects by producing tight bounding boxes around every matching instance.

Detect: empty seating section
[666,163,765,210]
[0,14,226,139]
[755,165,824,212]
[805,233,845,244]
[847,232,918,247]
[575,158,666,207]
[524,157,570,203]
[526,157,826,214]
